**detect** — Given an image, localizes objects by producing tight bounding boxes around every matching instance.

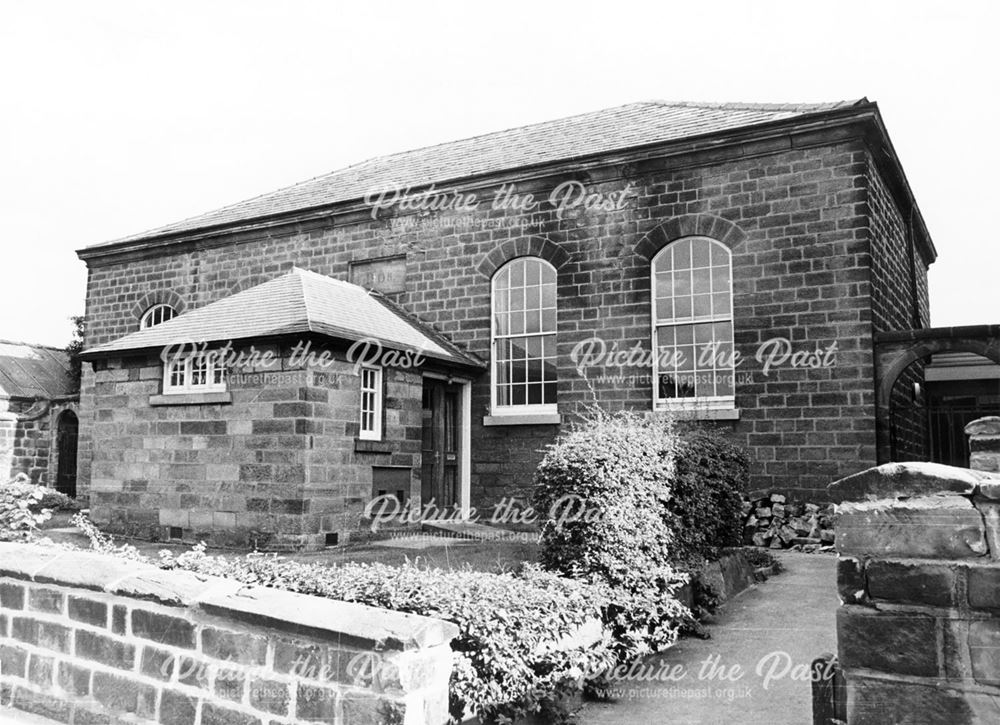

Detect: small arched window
[652,237,734,408]
[139,304,176,329]
[491,257,557,413]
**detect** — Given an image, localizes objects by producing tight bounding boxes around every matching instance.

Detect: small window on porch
[162,352,227,394]
[359,366,383,440]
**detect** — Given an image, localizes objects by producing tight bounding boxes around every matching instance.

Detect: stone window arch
[477,236,569,279]
[131,290,186,329]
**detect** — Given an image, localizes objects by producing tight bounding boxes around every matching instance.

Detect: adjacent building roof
[0,341,74,400]
[81,268,484,369]
[88,100,867,248]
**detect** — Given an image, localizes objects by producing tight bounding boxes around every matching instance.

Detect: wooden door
[56,410,78,498]
[420,380,461,510]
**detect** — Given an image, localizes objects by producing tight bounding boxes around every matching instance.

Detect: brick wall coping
[828,461,1000,503]
[0,542,459,651]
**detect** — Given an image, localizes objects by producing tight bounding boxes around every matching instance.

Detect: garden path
[578,552,839,725]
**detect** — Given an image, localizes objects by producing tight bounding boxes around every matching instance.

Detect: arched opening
[876,331,1000,465]
[55,410,78,498]
[923,352,1000,466]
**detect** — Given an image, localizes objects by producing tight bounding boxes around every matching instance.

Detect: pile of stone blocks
[741,493,836,551]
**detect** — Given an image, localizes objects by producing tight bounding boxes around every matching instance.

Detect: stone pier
[829,461,1000,723]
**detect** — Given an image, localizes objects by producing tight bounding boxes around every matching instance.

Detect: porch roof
[81,268,484,369]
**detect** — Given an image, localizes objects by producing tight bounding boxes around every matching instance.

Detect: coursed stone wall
[88,346,422,550]
[830,461,1000,723]
[966,417,1000,473]
[0,542,457,725]
[78,128,929,505]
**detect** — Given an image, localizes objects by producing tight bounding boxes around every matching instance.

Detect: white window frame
[489,257,558,417]
[140,304,177,330]
[359,365,383,441]
[651,236,736,412]
[162,352,227,395]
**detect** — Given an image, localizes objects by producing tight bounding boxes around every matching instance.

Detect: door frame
[421,372,472,519]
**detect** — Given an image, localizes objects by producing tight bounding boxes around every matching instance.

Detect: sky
[1,0,998,347]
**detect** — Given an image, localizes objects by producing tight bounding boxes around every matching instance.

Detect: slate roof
[81,268,484,369]
[89,100,867,247]
[0,341,74,400]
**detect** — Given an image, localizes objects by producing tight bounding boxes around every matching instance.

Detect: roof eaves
[78,101,881,259]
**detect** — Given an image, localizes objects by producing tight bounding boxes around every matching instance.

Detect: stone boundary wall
[0,543,457,725]
[829,461,1000,723]
[967,417,1000,474]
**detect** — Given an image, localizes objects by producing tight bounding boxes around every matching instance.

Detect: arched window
[652,237,735,408]
[139,304,176,329]
[491,257,557,413]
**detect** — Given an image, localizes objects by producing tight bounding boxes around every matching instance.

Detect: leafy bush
[0,475,53,540]
[531,411,691,663]
[158,548,614,724]
[665,425,750,568]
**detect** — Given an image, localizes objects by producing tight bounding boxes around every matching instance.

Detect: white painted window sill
[483,413,562,426]
[654,407,741,421]
[149,392,233,406]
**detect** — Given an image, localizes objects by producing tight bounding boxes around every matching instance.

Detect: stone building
[0,340,79,493]
[77,99,944,549]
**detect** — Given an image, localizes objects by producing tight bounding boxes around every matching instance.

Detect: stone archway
[874,325,1000,464]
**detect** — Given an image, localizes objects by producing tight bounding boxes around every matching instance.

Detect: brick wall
[79,126,930,505]
[89,345,421,549]
[0,542,457,725]
[867,157,932,462]
[830,462,1000,723]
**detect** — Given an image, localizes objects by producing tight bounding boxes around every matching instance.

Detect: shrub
[531,411,691,663]
[532,410,678,587]
[71,519,613,724]
[0,474,53,540]
[157,546,615,724]
[665,425,750,568]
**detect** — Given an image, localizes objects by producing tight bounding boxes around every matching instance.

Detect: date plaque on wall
[349,255,407,294]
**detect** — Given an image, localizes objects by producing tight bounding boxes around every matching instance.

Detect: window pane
[511,260,525,287]
[691,268,711,293]
[711,266,730,293]
[692,241,711,268]
[710,242,728,265]
[673,271,690,297]
[693,294,712,319]
[541,284,555,308]
[659,374,677,399]
[525,309,541,335]
[674,239,691,268]
[694,322,715,344]
[511,384,526,405]
[656,298,672,321]
[655,273,672,299]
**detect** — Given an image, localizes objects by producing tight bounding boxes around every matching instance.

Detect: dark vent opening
[168,526,183,540]
[325,532,339,547]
